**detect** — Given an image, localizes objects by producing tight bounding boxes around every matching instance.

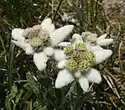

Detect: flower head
[64,43,95,72]
[55,33,113,92]
[66,59,77,71]
[11,18,74,71]
[82,31,97,43]
[81,32,113,46]
[23,25,49,48]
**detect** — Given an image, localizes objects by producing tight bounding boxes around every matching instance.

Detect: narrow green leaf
[26,72,43,105]
[8,44,15,90]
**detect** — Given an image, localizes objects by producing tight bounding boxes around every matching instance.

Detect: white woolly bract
[78,76,89,92]
[58,42,71,47]
[91,45,103,52]
[57,60,67,69]
[41,18,55,35]
[50,25,74,46]
[11,28,25,42]
[84,42,92,50]
[43,47,54,56]
[97,34,113,46]
[94,49,112,64]
[71,34,83,48]
[51,24,55,33]
[54,49,66,61]
[74,70,82,78]
[11,40,34,55]
[55,69,74,88]
[33,52,48,71]
[98,34,107,40]
[25,46,34,55]
[85,68,102,84]
[97,39,113,46]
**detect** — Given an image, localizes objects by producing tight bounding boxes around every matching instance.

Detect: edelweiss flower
[55,33,113,92]
[11,18,74,71]
[81,31,113,46]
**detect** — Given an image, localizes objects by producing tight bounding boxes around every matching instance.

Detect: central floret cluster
[64,43,95,72]
[81,31,97,43]
[22,25,49,50]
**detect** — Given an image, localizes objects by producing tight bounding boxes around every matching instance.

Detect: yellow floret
[75,43,85,50]
[86,52,95,63]
[79,60,90,72]
[66,59,77,71]
[64,46,73,55]
[29,37,43,47]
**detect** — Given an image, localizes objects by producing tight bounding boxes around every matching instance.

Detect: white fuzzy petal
[11,28,25,41]
[91,45,104,52]
[50,25,74,46]
[54,49,66,61]
[11,40,24,48]
[25,46,34,55]
[12,40,34,55]
[85,68,102,84]
[58,42,71,47]
[85,43,92,50]
[33,52,48,71]
[94,49,112,64]
[57,60,67,69]
[85,43,103,52]
[98,34,107,40]
[72,34,83,46]
[55,69,74,88]
[41,18,54,34]
[78,76,89,92]
[51,24,55,32]
[74,70,82,78]
[43,47,54,56]
[97,39,113,46]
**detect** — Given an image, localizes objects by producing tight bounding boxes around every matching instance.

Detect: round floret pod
[81,31,97,42]
[79,60,90,72]
[86,51,95,64]
[75,43,85,50]
[64,45,73,55]
[39,27,50,42]
[29,37,44,48]
[66,59,78,71]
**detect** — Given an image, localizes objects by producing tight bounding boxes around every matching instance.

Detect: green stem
[8,44,15,90]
